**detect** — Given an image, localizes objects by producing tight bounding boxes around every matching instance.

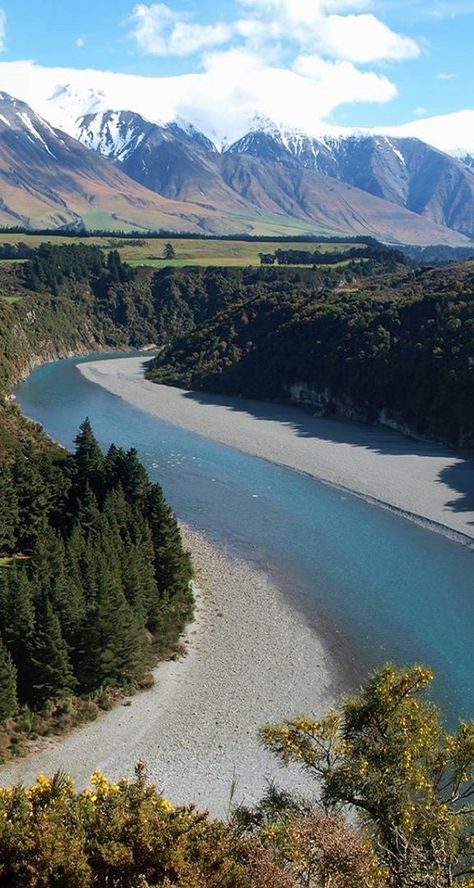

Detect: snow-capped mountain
[0,90,67,160]
[0,87,472,243]
[0,92,238,232]
[76,110,251,208]
[77,107,474,241]
[224,122,474,239]
[77,110,216,163]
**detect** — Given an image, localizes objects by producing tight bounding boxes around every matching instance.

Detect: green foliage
[265,243,407,268]
[0,763,383,888]
[0,767,249,888]
[0,421,193,728]
[0,466,19,553]
[0,637,17,721]
[150,261,474,446]
[261,664,474,887]
[0,664,472,886]
[28,596,76,705]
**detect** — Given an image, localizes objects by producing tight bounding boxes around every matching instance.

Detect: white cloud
[0,60,473,156]
[0,9,6,52]
[76,37,85,48]
[235,0,419,61]
[294,54,396,105]
[128,0,420,66]
[0,57,397,146]
[378,110,474,156]
[436,72,456,80]
[130,3,233,56]
[0,0,426,148]
[314,14,420,62]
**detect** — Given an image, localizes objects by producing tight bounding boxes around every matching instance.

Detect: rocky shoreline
[0,527,339,816]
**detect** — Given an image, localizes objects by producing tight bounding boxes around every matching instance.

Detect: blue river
[15,353,474,723]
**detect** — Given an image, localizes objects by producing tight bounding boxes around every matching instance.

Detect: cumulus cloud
[234,0,419,61]
[314,14,420,62]
[194,47,396,135]
[130,4,233,56]
[0,9,6,52]
[0,59,472,155]
[294,55,396,105]
[129,0,419,64]
[0,0,424,146]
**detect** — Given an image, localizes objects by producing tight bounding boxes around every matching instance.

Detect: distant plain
[0,233,361,268]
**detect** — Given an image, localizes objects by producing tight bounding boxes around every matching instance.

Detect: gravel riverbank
[0,528,339,816]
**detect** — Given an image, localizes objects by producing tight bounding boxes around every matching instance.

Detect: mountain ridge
[76,108,474,242]
[0,92,471,244]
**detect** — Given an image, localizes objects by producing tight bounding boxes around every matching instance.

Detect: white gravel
[0,529,340,815]
[79,356,474,542]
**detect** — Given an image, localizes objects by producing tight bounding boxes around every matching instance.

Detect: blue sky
[0,0,472,131]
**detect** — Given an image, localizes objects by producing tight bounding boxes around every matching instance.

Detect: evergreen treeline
[0,227,383,244]
[261,244,408,267]
[149,261,474,446]
[24,244,135,293]
[399,243,474,265]
[0,242,35,261]
[0,419,192,719]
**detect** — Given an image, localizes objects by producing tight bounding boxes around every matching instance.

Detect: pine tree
[28,596,76,706]
[12,451,49,554]
[146,484,192,598]
[73,419,104,498]
[76,553,149,692]
[0,566,35,702]
[32,530,85,643]
[0,638,18,722]
[104,443,123,490]
[0,467,19,555]
[120,449,149,504]
[75,483,101,536]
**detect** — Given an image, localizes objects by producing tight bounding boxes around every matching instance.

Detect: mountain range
[0,90,474,245]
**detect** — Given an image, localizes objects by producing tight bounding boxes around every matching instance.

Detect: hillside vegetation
[149,258,474,447]
[0,245,194,747]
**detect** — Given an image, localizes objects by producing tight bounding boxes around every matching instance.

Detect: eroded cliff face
[286,383,474,446]
[8,316,100,387]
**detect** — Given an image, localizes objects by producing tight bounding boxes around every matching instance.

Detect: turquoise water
[15,354,474,723]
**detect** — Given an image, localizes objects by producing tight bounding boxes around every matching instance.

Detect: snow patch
[16,111,56,157]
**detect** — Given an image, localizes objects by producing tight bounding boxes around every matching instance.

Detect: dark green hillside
[0,244,196,746]
[0,421,192,724]
[149,261,474,447]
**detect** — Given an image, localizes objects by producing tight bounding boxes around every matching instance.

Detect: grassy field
[0,296,22,304]
[0,234,363,268]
